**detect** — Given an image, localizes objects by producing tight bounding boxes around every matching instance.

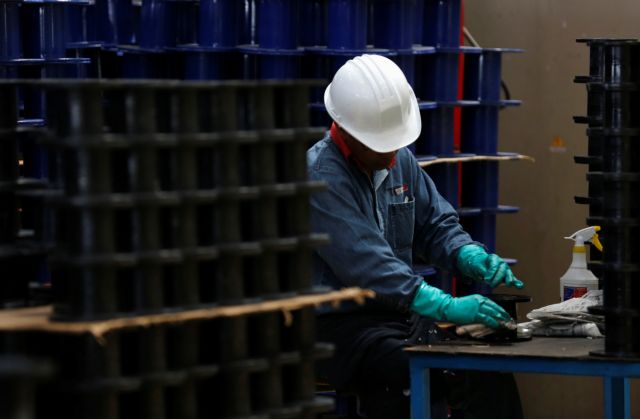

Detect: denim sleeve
[410,156,476,271]
[309,167,423,312]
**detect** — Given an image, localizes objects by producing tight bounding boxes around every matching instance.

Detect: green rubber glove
[456,244,524,289]
[410,282,511,329]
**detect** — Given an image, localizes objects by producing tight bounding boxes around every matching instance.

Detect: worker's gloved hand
[410,282,511,329]
[456,244,524,289]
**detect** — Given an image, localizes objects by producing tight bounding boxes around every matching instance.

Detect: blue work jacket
[307,133,475,313]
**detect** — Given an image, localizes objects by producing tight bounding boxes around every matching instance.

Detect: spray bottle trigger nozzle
[564,226,603,252]
[591,233,603,252]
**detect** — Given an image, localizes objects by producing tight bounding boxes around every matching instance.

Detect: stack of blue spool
[458,47,522,294]
[0,1,524,417]
[0,0,94,290]
[0,0,91,120]
[0,0,523,297]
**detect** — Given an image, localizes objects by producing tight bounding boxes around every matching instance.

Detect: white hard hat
[324,54,421,153]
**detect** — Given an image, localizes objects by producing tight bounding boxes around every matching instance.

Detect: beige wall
[464,1,640,417]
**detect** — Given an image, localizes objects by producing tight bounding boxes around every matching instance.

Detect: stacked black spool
[37,79,328,320]
[1,309,332,419]
[0,78,335,418]
[0,84,50,307]
[0,355,53,419]
[575,39,640,357]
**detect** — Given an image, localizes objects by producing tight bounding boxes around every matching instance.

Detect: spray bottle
[560,226,603,301]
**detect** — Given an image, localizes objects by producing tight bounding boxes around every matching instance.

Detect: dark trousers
[316,311,523,419]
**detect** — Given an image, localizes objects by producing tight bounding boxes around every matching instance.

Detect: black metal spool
[32,79,327,319]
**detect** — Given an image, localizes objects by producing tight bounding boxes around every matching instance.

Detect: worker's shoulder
[393,147,420,173]
[307,136,346,173]
[396,147,417,163]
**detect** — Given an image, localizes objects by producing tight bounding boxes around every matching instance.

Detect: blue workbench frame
[409,344,639,419]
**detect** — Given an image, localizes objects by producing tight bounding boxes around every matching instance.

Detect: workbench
[407,337,640,419]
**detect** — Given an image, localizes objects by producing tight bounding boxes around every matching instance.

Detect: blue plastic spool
[426,164,459,207]
[461,106,499,154]
[0,2,21,62]
[138,0,171,49]
[19,135,49,180]
[12,0,93,82]
[413,0,424,45]
[462,161,499,208]
[415,107,459,206]
[180,49,242,80]
[415,53,459,102]
[462,213,496,252]
[171,0,242,80]
[117,49,165,78]
[415,48,482,103]
[305,0,426,87]
[305,50,376,80]
[257,0,299,50]
[326,0,368,50]
[371,0,415,50]
[239,0,303,79]
[423,0,461,48]
[461,49,522,154]
[199,0,242,48]
[9,60,85,124]
[20,1,81,60]
[66,5,102,46]
[138,0,198,50]
[431,272,456,295]
[66,8,88,44]
[465,51,499,102]
[244,50,301,79]
[370,0,422,86]
[464,48,523,103]
[464,51,502,102]
[415,107,455,155]
[259,54,300,79]
[174,2,199,46]
[92,0,139,46]
[460,216,504,285]
[299,0,325,47]
[395,54,416,86]
[239,0,257,45]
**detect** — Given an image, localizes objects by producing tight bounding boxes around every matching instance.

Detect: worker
[308,54,524,419]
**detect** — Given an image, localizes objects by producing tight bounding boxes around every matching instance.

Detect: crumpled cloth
[456,320,517,338]
[518,290,604,338]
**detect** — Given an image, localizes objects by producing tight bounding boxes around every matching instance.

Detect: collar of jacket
[330,122,352,160]
[329,122,397,170]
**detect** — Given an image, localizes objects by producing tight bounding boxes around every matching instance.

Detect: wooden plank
[418,154,535,168]
[0,288,375,341]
